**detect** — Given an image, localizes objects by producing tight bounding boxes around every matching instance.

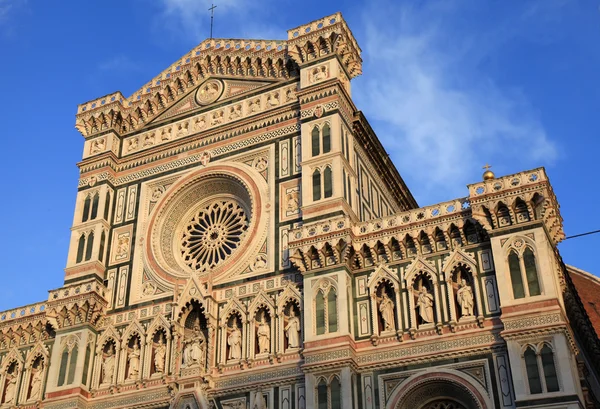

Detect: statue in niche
[285,308,301,349]
[285,87,296,102]
[249,99,261,113]
[194,116,207,131]
[102,344,116,384]
[266,92,279,108]
[256,314,270,354]
[230,104,243,120]
[286,190,299,213]
[417,287,435,324]
[127,341,141,380]
[143,132,155,147]
[457,279,474,317]
[376,290,395,332]
[252,391,267,409]
[176,122,189,137]
[211,110,224,126]
[127,138,138,152]
[154,336,166,374]
[182,319,206,368]
[29,361,44,401]
[227,321,242,360]
[90,138,105,154]
[4,373,17,405]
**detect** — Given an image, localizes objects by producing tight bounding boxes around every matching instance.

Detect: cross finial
[209,4,217,39]
[483,164,492,171]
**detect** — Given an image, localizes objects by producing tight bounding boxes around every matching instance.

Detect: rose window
[180,199,249,272]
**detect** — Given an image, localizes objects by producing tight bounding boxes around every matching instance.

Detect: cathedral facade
[0,13,599,409]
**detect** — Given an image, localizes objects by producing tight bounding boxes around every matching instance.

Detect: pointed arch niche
[219,298,247,365]
[248,290,276,359]
[145,315,171,379]
[404,258,442,336]
[277,284,303,353]
[442,250,484,328]
[367,265,402,339]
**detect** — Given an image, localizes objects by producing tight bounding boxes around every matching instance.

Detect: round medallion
[180,199,249,272]
[195,79,224,105]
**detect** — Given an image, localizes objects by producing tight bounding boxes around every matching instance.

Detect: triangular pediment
[147,77,278,126]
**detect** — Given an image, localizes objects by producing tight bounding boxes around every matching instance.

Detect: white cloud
[354,2,558,205]
[98,55,141,72]
[158,0,284,41]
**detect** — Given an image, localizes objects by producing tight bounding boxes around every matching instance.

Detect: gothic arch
[367,264,400,293]
[121,320,145,348]
[405,257,438,286]
[387,369,490,409]
[442,250,478,277]
[248,289,275,318]
[96,325,120,353]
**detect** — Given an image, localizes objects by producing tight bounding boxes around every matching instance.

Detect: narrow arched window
[90,193,99,220]
[317,379,328,409]
[76,234,86,263]
[82,344,92,387]
[316,291,326,335]
[341,129,346,157]
[67,345,78,385]
[58,349,69,386]
[343,170,347,200]
[322,124,331,154]
[327,290,337,333]
[312,126,320,157]
[85,232,94,261]
[330,377,341,408]
[104,192,111,220]
[541,345,559,392]
[99,231,106,263]
[525,347,542,394]
[313,170,322,201]
[347,176,352,206]
[324,167,333,198]
[524,248,540,296]
[82,195,91,223]
[509,251,525,299]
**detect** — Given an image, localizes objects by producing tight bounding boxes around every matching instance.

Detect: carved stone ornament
[253,156,268,172]
[314,105,325,118]
[195,79,224,105]
[151,185,166,202]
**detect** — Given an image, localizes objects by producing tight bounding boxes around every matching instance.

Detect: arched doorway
[389,371,488,409]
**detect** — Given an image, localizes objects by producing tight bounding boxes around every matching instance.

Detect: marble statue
[154,337,166,373]
[457,279,474,317]
[256,315,270,354]
[183,320,206,368]
[417,287,434,323]
[227,322,242,360]
[127,342,140,379]
[29,362,44,401]
[285,309,301,349]
[102,345,116,384]
[378,292,395,331]
[253,391,267,409]
[4,373,17,404]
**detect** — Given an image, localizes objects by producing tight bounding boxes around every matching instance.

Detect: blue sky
[0,0,598,311]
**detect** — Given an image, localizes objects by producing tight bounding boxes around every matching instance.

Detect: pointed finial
[482,164,495,181]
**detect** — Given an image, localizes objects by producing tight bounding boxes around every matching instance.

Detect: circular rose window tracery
[180,199,249,272]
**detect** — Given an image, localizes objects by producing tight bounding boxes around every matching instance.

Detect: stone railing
[0,301,47,324]
[48,278,106,303]
[467,167,547,198]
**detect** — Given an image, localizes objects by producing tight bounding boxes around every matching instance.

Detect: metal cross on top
[209,4,217,39]
[483,164,492,170]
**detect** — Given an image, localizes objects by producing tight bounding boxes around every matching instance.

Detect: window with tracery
[312,167,333,202]
[81,192,100,223]
[507,240,541,299]
[316,376,341,409]
[315,283,337,335]
[311,124,332,157]
[180,199,249,273]
[58,343,78,387]
[524,343,559,394]
[76,231,95,263]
